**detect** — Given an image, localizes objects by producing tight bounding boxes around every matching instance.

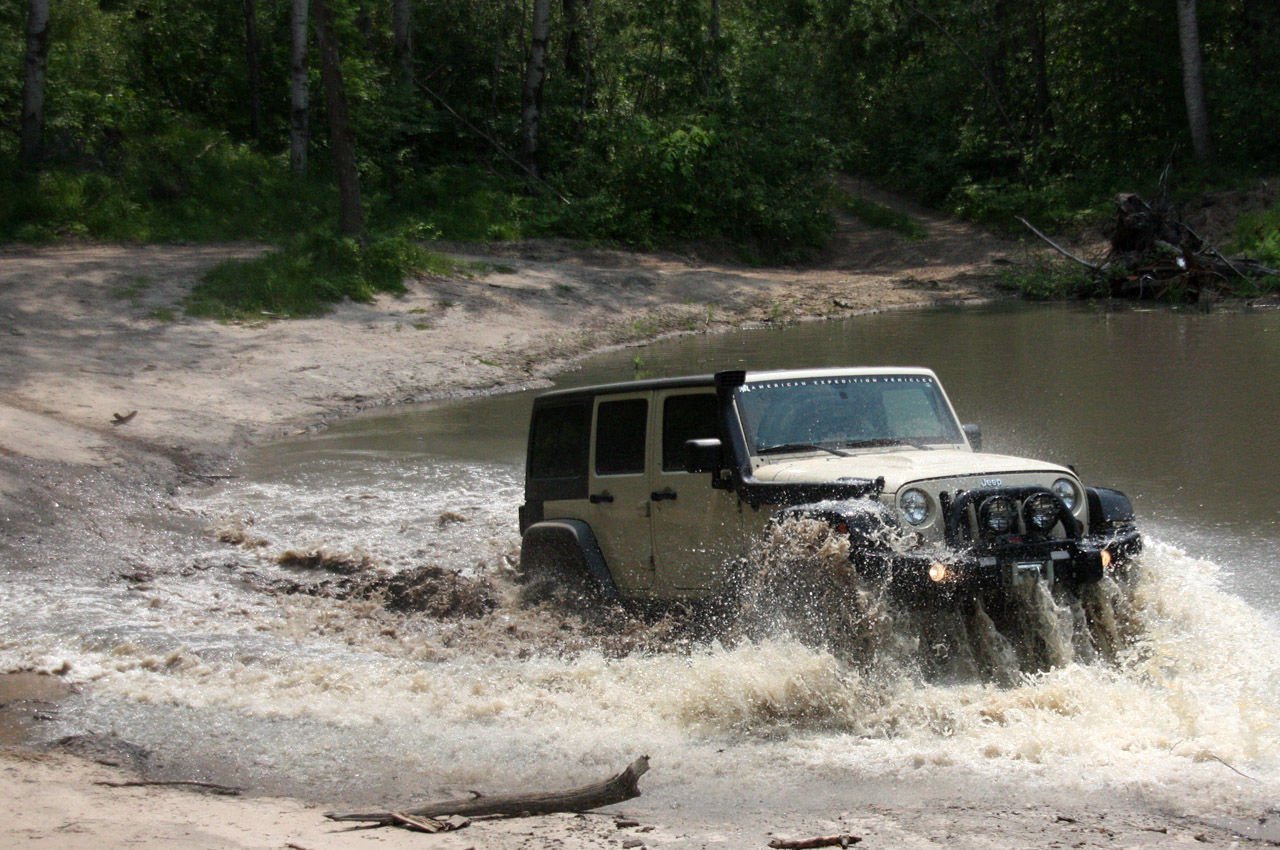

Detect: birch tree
[520,0,552,177]
[20,0,51,169]
[243,0,263,139]
[290,0,310,175]
[1176,0,1212,160]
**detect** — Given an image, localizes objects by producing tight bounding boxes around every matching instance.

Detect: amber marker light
[928,561,948,582]
[1101,548,1113,570]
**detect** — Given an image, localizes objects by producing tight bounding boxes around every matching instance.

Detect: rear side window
[662,393,718,471]
[529,402,590,481]
[595,399,648,475]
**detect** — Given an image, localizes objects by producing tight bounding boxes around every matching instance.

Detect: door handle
[589,491,614,504]
[651,489,678,502]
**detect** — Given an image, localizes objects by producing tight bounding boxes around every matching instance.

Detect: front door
[649,390,742,592]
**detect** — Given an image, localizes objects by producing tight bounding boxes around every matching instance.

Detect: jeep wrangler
[518,367,1141,603]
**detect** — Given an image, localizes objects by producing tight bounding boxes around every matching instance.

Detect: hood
[749,448,1073,493]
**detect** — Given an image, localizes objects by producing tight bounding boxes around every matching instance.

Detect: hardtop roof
[532,367,940,406]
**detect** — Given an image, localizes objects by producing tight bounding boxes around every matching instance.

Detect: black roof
[532,373,716,406]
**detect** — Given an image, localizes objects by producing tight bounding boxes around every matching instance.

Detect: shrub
[187,229,439,319]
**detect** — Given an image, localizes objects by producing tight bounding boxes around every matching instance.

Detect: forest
[5,0,1279,310]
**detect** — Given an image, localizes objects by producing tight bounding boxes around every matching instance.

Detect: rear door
[587,393,655,594]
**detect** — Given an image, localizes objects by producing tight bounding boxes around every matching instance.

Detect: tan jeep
[518,367,1140,603]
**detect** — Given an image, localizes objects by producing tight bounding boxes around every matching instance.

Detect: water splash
[3,466,1276,812]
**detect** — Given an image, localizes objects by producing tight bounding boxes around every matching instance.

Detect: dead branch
[768,834,862,849]
[94,779,242,795]
[325,755,650,825]
[1022,192,1278,303]
[1016,216,1101,272]
[388,812,470,833]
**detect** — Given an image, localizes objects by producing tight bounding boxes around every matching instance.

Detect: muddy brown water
[2,303,1278,837]
[257,302,1279,601]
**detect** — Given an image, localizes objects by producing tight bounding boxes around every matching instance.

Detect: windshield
[734,374,964,455]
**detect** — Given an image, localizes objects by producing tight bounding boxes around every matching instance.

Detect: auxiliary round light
[1052,478,1079,511]
[980,495,1017,534]
[1024,493,1060,531]
[928,561,948,582]
[900,489,929,526]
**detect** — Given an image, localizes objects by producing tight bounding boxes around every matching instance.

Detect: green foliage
[374,166,532,242]
[1231,202,1280,268]
[186,230,443,319]
[543,107,835,262]
[997,255,1104,300]
[0,126,331,242]
[3,0,1278,268]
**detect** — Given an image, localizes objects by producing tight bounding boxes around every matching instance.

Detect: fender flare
[1086,487,1136,528]
[520,519,620,598]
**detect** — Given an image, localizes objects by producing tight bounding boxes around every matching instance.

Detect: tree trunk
[1032,1,1054,137]
[313,0,364,235]
[20,0,51,170]
[392,0,413,90]
[707,0,721,88]
[1176,0,1212,160]
[520,0,553,177]
[243,0,263,140]
[290,0,310,175]
[562,0,594,129]
[326,756,650,825]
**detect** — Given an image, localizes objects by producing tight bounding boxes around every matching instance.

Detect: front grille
[942,486,1081,549]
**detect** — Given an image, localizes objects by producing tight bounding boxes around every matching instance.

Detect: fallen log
[94,779,243,796]
[768,834,862,849]
[1021,192,1278,303]
[325,755,650,825]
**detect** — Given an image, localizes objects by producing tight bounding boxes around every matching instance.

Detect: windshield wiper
[756,442,851,457]
[838,438,934,450]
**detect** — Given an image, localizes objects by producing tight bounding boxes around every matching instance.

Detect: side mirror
[962,423,982,452]
[685,438,724,474]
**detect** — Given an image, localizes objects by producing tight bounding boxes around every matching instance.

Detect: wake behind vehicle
[518,367,1141,608]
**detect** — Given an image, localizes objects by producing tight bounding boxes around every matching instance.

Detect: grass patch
[836,191,927,240]
[1231,200,1280,269]
[110,277,152,304]
[997,256,1104,300]
[187,230,460,319]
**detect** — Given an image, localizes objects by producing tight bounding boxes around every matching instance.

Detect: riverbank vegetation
[4,0,1278,312]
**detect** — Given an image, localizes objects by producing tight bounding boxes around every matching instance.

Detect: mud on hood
[749,448,1073,493]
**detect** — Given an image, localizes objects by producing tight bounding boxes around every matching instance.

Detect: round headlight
[1052,478,1078,511]
[980,495,1017,533]
[1024,492,1060,531]
[900,489,929,525]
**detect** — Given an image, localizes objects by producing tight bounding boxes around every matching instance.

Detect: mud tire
[517,537,601,607]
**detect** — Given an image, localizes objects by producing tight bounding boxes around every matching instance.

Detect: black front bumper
[873,525,1142,598]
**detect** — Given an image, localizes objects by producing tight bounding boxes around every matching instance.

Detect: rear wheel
[518,536,600,607]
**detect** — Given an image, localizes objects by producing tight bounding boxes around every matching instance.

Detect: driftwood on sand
[768,835,862,849]
[324,755,650,826]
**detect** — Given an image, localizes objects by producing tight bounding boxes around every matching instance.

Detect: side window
[529,402,590,481]
[595,398,648,475]
[662,393,719,471]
